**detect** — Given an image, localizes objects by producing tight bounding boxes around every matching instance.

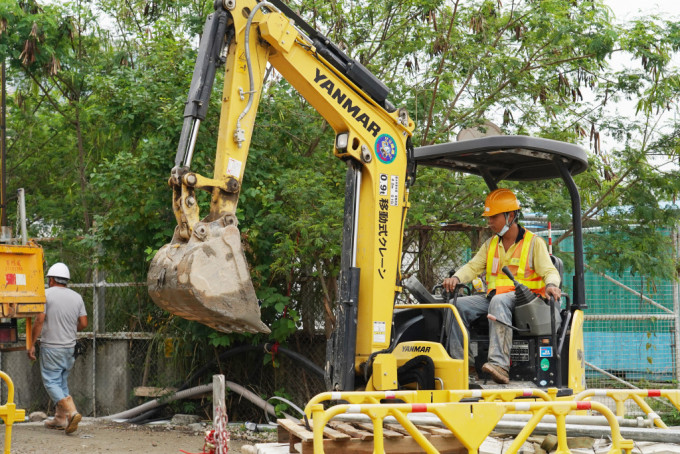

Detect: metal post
[92,258,98,417]
[17,189,26,245]
[674,224,680,384]
[1,60,6,227]
[213,374,228,454]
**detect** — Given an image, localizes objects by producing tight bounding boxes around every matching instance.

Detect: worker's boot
[44,398,68,430]
[62,395,82,434]
[481,362,510,384]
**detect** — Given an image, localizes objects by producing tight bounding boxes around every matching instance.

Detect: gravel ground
[1,418,275,454]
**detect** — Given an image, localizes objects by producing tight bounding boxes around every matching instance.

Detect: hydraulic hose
[107,342,323,423]
[105,384,213,421]
[105,380,295,423]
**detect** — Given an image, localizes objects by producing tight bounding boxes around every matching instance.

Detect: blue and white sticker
[374,134,397,164]
[540,346,553,358]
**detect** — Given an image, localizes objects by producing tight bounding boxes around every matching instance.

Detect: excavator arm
[147,0,414,389]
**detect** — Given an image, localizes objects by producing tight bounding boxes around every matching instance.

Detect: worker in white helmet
[28,262,87,434]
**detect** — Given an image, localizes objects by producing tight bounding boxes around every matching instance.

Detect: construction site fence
[2,224,678,420]
[401,225,680,418]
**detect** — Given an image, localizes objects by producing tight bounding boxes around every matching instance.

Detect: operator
[28,262,87,434]
[442,188,561,384]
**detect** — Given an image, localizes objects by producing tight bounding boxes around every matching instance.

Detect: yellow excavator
[147,0,588,395]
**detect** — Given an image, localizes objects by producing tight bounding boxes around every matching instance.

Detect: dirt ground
[0,418,269,454]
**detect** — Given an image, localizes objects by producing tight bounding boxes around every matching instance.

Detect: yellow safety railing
[574,388,680,429]
[0,371,25,454]
[308,400,634,454]
[304,387,556,418]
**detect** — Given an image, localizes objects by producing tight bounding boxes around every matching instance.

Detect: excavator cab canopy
[413,135,587,183]
[414,135,589,310]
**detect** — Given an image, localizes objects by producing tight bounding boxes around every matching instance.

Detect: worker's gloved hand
[27,346,36,361]
[546,284,561,301]
[442,276,460,293]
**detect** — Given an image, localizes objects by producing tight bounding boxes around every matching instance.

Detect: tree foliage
[2,0,680,349]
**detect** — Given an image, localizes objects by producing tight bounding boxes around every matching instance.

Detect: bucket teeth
[147,220,270,334]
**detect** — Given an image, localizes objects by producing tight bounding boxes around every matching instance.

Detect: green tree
[3,0,680,350]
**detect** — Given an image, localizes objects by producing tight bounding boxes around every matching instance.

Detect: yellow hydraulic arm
[148,0,414,390]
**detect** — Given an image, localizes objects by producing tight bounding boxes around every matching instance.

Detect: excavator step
[276,418,465,454]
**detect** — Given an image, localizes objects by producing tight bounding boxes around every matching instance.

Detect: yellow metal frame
[0,371,26,454]
[568,309,586,393]
[305,388,557,418]
[308,400,634,454]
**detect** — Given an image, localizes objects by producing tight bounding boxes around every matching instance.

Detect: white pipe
[103,381,295,422]
[103,384,214,421]
[334,411,649,428]
[17,188,26,245]
[494,421,680,443]
[334,413,680,443]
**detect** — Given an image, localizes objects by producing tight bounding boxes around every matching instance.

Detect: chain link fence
[6,222,678,421]
[404,221,680,392]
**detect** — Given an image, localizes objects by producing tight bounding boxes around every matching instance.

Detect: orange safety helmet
[482,188,520,217]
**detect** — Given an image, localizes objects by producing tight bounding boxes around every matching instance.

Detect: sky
[604,0,680,20]
[593,1,680,163]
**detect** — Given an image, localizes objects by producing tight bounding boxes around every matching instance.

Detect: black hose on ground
[125,342,324,424]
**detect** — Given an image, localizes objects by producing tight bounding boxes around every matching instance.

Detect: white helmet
[47,262,70,280]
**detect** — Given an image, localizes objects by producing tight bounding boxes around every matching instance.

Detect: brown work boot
[44,398,68,430]
[62,395,82,434]
[482,362,509,384]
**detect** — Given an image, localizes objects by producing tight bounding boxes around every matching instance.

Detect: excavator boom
[148,0,414,348]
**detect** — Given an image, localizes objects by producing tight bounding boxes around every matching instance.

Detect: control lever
[485,266,536,333]
[487,314,530,333]
[501,266,536,306]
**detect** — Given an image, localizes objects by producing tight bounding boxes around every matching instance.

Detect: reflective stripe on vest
[485,230,547,297]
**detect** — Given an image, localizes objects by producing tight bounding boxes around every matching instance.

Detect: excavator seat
[399,255,568,388]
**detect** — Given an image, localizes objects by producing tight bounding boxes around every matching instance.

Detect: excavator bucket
[147,218,270,334]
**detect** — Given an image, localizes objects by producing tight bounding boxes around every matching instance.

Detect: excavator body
[148,0,589,395]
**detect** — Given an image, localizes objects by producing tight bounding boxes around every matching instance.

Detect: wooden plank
[355,422,404,439]
[299,435,464,454]
[321,426,351,441]
[327,421,373,440]
[278,419,314,442]
[277,423,290,443]
[417,424,455,437]
[384,423,413,436]
[133,386,177,397]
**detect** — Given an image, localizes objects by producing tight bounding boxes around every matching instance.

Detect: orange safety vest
[485,230,547,297]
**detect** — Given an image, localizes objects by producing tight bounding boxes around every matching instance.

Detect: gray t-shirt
[40,286,87,348]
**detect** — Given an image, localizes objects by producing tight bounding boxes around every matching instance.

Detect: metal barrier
[305,388,555,416]
[0,371,25,454]
[574,388,680,429]
[308,399,635,454]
